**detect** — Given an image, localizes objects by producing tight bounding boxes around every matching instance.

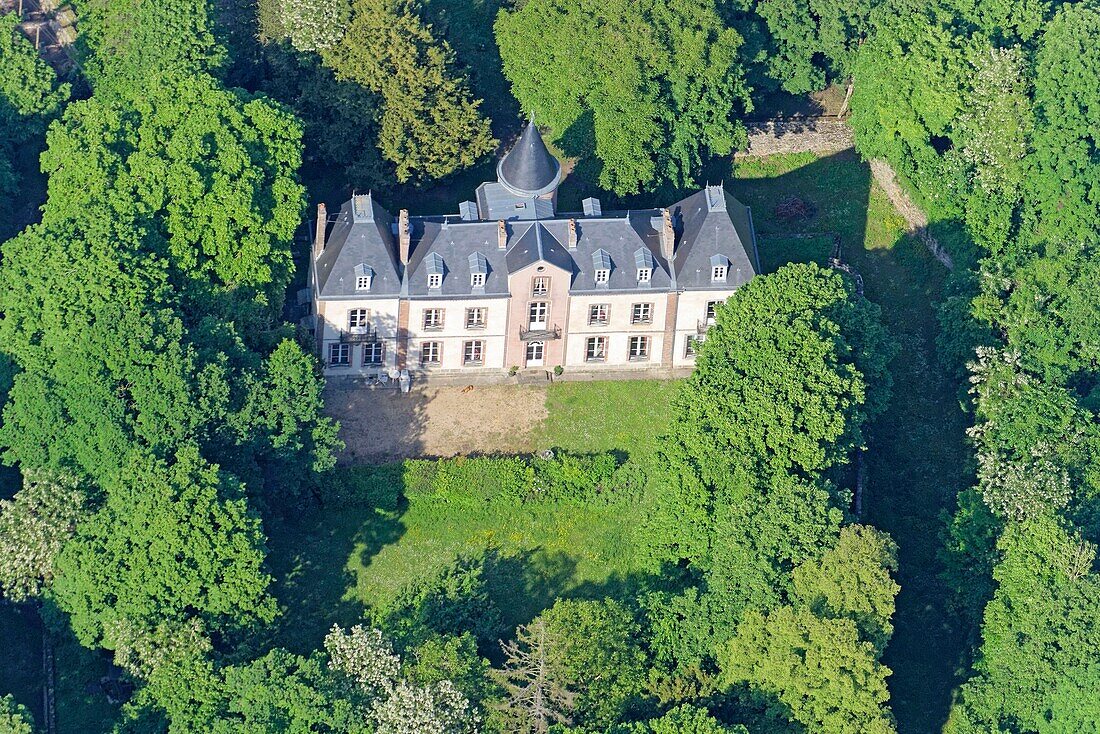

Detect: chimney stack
[567,218,578,249]
[313,203,327,259]
[398,209,411,265]
[660,208,675,261]
[497,220,507,250]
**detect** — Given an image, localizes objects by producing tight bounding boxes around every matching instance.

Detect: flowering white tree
[281,0,348,52]
[324,624,480,733]
[0,470,88,601]
[0,695,35,734]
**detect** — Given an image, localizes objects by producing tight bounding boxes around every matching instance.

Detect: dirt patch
[326,382,548,463]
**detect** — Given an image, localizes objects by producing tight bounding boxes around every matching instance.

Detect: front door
[526,341,544,367]
[528,302,548,330]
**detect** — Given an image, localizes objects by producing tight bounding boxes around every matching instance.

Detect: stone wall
[738,118,855,158]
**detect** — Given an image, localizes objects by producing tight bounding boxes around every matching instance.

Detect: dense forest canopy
[0,0,1099,730]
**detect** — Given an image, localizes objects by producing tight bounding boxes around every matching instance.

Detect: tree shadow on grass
[265,501,406,655]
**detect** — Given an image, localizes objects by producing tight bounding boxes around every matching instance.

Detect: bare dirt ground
[326,382,548,463]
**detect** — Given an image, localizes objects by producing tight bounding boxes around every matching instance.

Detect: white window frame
[637,267,652,283]
[428,273,443,289]
[328,343,351,366]
[705,300,721,324]
[463,340,485,366]
[628,335,650,361]
[588,303,610,326]
[532,276,550,296]
[471,272,486,288]
[711,265,727,282]
[347,308,370,330]
[420,341,442,366]
[363,341,385,365]
[630,303,653,325]
[594,269,610,284]
[423,308,444,330]
[585,336,607,362]
[355,275,373,291]
[465,307,487,329]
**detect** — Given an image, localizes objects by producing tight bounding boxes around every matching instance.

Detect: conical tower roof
[496,120,562,198]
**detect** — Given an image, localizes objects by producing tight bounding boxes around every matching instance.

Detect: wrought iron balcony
[339,327,377,343]
[520,324,562,341]
[696,319,715,335]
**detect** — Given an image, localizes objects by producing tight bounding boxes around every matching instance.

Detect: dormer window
[354,264,374,291]
[634,248,655,286]
[711,255,730,283]
[426,252,445,290]
[592,249,612,286]
[468,252,488,290]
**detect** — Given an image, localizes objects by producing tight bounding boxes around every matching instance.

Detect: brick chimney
[313,203,327,259]
[660,208,675,261]
[567,218,578,248]
[398,209,411,265]
[497,220,507,250]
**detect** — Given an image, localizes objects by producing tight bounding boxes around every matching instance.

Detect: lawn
[217,151,974,733]
[268,378,680,654]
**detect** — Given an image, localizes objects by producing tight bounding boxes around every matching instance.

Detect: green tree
[946,513,1100,733]
[0,695,35,734]
[665,263,893,487]
[1030,1,1100,244]
[538,598,649,728]
[52,446,277,648]
[495,0,750,194]
[720,606,896,734]
[612,704,748,733]
[791,524,900,653]
[323,0,494,182]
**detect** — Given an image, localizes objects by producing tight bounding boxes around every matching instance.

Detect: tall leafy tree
[322,0,494,182]
[495,0,750,194]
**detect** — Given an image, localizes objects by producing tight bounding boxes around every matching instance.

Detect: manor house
[307,121,760,378]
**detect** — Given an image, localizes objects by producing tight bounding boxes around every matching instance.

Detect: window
[526,341,544,366]
[428,273,443,289]
[363,342,385,365]
[705,300,721,324]
[348,309,370,330]
[637,268,652,283]
[356,275,372,291]
[465,307,487,329]
[711,265,727,282]
[471,272,486,288]
[585,336,607,362]
[629,336,650,361]
[630,303,653,325]
[328,343,350,366]
[684,336,700,358]
[532,276,550,296]
[594,268,610,284]
[588,304,609,326]
[420,341,442,365]
[528,302,548,327]
[423,308,444,330]
[463,340,485,366]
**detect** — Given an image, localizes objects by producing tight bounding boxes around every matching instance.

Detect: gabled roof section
[315,194,401,298]
[425,252,445,276]
[504,222,574,275]
[671,185,759,290]
[496,120,562,198]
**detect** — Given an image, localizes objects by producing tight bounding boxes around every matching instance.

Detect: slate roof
[314,194,402,298]
[497,120,562,197]
[671,187,759,289]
